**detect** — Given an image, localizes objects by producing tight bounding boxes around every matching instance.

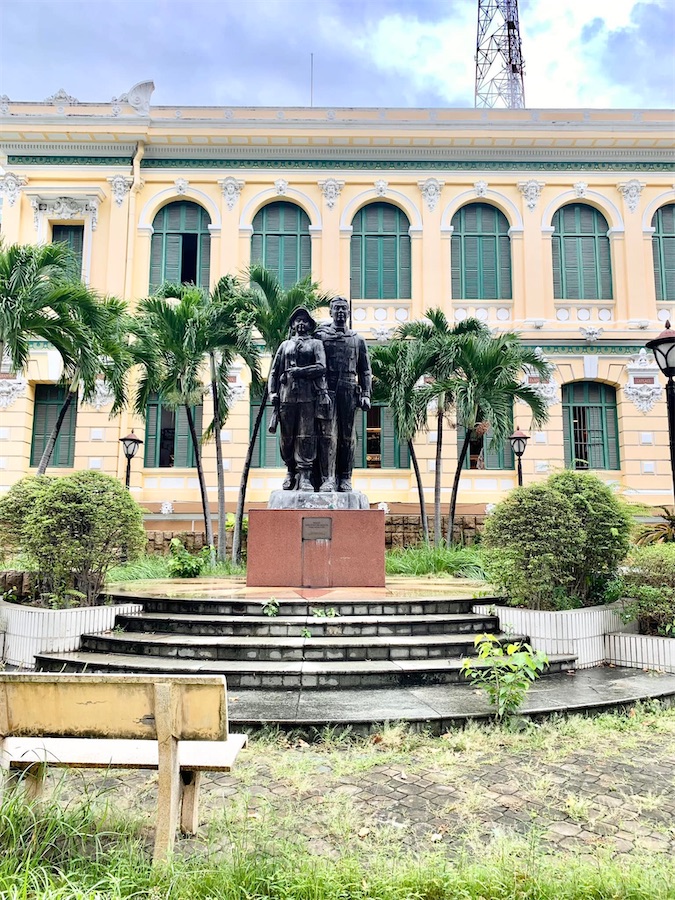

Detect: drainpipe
[118,141,145,485]
[123,141,145,300]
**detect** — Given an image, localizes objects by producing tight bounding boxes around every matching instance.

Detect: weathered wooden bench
[0,673,247,862]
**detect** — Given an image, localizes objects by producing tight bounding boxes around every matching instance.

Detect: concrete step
[35,650,576,689]
[108,594,491,618]
[114,611,500,638]
[80,630,524,663]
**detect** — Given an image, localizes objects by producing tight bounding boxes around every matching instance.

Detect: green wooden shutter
[282,235,299,290]
[399,234,411,298]
[598,234,613,299]
[451,233,461,298]
[251,233,263,266]
[164,234,182,284]
[198,233,211,289]
[381,406,396,468]
[652,205,675,302]
[498,234,512,299]
[364,236,380,299]
[174,407,192,467]
[52,224,84,276]
[350,235,362,299]
[265,235,281,277]
[552,235,563,299]
[250,400,263,468]
[563,236,580,297]
[300,233,311,280]
[30,386,76,468]
[381,236,397,299]
[481,235,498,298]
[464,236,480,299]
[580,237,598,299]
[605,399,620,470]
[149,233,164,293]
[144,401,159,467]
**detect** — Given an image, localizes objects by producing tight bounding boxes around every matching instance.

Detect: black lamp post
[509,426,530,487]
[646,320,675,502]
[119,431,143,489]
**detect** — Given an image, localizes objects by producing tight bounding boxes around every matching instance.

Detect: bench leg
[24,763,47,802]
[153,683,181,864]
[180,770,202,835]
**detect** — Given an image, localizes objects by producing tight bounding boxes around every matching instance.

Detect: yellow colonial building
[1,82,674,520]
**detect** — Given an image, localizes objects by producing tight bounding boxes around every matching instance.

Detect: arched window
[451,203,512,299]
[652,203,675,302]
[562,382,619,470]
[552,204,612,300]
[350,203,411,299]
[149,201,211,292]
[251,202,311,289]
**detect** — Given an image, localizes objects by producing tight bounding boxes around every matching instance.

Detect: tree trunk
[408,439,429,545]
[185,403,215,565]
[210,352,227,562]
[232,384,268,565]
[37,389,75,475]
[447,428,472,548]
[434,404,444,548]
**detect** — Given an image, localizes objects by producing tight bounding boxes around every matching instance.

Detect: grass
[385,544,486,579]
[1,789,674,899]
[106,554,245,584]
[2,706,675,898]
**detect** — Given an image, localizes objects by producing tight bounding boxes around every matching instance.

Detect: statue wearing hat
[268,307,330,491]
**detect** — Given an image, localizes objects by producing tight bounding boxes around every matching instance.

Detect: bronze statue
[316,297,372,492]
[268,307,329,492]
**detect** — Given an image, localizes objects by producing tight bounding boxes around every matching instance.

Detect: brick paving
[46,717,675,860]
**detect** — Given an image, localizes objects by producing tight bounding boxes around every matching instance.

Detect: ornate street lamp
[646,320,675,502]
[119,431,143,489]
[509,426,529,487]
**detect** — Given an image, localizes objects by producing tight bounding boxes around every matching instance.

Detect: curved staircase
[35,592,577,690]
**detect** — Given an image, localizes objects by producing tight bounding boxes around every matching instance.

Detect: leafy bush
[460,634,548,720]
[622,544,675,637]
[0,476,51,561]
[385,545,486,578]
[167,538,205,578]
[19,471,146,606]
[483,471,632,610]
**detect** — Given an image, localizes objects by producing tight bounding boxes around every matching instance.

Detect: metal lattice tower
[475,0,526,109]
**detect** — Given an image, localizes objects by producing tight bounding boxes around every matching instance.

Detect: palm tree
[370,339,431,544]
[231,265,330,564]
[424,331,551,546]
[153,279,260,562]
[398,311,489,547]
[0,242,88,376]
[36,295,133,474]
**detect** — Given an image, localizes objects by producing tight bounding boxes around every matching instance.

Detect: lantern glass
[509,430,529,458]
[120,433,142,460]
[653,338,675,378]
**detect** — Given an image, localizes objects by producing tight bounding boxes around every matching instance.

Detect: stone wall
[145,515,485,555]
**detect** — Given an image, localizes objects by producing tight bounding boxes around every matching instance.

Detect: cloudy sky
[1,0,673,109]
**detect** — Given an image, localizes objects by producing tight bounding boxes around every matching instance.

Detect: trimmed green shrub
[483,471,632,610]
[20,471,146,606]
[0,476,51,561]
[622,544,675,636]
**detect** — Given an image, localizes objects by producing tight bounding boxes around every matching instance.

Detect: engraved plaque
[302,517,332,541]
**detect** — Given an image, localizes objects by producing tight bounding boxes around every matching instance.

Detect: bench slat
[1,734,248,772]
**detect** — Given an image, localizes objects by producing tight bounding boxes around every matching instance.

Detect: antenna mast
[475,0,526,109]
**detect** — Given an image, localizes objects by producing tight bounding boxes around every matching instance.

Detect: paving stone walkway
[46,708,675,862]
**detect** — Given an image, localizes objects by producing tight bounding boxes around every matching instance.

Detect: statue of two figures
[268,297,372,494]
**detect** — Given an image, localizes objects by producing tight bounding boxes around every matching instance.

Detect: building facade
[1,82,674,517]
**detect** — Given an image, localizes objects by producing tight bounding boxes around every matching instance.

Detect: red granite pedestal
[246,509,385,588]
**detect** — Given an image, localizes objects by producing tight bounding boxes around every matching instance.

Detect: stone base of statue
[246,496,385,588]
[267,490,370,511]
